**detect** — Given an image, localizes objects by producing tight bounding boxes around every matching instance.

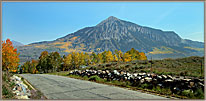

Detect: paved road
[20,74,168,99]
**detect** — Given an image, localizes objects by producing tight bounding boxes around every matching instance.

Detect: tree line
[2,38,147,74]
[21,48,147,73]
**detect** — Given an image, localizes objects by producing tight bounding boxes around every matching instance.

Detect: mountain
[16,16,204,63]
[12,40,24,47]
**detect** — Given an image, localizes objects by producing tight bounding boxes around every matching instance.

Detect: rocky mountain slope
[16,16,204,63]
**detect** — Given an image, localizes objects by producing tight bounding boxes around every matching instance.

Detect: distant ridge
[12,40,24,47]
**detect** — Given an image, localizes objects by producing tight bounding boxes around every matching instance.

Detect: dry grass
[184,47,204,51]
[149,46,180,54]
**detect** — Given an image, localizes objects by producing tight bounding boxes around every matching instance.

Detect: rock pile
[10,75,31,99]
[69,69,204,94]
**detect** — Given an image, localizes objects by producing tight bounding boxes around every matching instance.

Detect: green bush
[141,83,149,89]
[90,66,97,70]
[9,82,15,88]
[2,85,9,95]
[3,73,8,82]
[161,87,172,95]
[83,76,89,80]
[194,88,204,99]
[2,72,15,99]
[181,89,195,98]
[111,80,120,85]
[89,75,101,82]
[152,86,161,92]
[140,70,146,72]
[125,81,132,87]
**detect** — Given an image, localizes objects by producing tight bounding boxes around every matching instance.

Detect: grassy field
[84,56,204,77]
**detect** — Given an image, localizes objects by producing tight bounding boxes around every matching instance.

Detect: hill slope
[12,40,24,47]
[17,16,204,63]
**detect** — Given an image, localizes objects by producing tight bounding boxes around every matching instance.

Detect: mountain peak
[97,16,120,26]
[107,16,119,20]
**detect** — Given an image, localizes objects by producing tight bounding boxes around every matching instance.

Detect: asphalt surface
[20,74,169,99]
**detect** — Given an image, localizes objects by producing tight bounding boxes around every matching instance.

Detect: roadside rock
[10,75,31,99]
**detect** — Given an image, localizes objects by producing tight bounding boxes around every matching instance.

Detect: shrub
[161,87,172,95]
[125,64,130,68]
[2,72,15,99]
[111,80,120,85]
[83,76,89,80]
[181,89,194,98]
[141,83,149,89]
[9,82,15,88]
[134,66,138,69]
[2,85,9,96]
[89,75,101,82]
[194,88,204,99]
[3,73,8,82]
[120,82,127,87]
[140,70,146,72]
[153,86,161,92]
[90,66,97,70]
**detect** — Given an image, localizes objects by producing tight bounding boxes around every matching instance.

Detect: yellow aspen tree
[113,54,118,62]
[123,52,132,62]
[64,54,72,70]
[79,52,85,65]
[84,53,91,66]
[106,51,114,62]
[118,50,124,62]
[91,52,98,65]
[73,52,80,68]
[97,53,103,63]
[31,60,38,74]
[139,52,147,60]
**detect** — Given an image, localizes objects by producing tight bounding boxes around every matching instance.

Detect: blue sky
[2,2,204,45]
